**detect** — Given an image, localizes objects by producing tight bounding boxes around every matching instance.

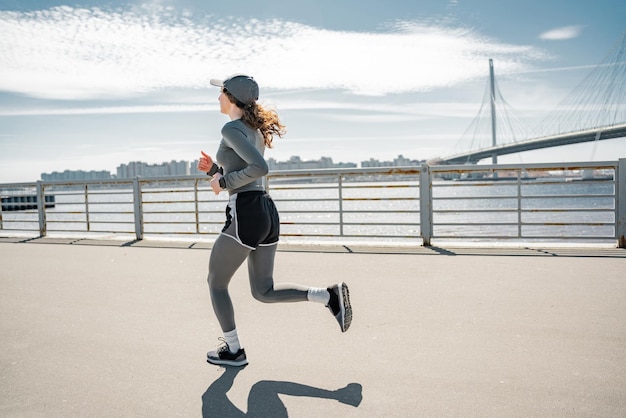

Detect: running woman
[198,74,352,367]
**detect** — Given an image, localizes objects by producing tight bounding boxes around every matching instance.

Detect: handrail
[1,160,624,247]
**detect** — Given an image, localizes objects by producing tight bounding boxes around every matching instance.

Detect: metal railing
[1,160,625,247]
[428,161,623,246]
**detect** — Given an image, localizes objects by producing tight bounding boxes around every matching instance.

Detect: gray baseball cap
[210,74,259,104]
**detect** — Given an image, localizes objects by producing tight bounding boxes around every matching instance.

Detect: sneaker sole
[206,354,248,367]
[340,282,352,332]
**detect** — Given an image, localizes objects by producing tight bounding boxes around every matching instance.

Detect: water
[429,180,615,240]
[0,179,617,244]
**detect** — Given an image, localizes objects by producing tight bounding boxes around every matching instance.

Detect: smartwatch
[218,177,226,189]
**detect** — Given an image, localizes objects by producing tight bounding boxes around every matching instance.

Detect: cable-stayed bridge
[440,123,626,165]
[435,31,626,165]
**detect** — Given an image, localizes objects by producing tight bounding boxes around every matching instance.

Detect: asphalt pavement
[1,237,625,417]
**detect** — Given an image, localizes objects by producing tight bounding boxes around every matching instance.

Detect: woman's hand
[199,150,222,193]
[197,151,214,173]
[210,173,223,195]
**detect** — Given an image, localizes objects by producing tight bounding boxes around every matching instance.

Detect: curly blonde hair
[223,90,286,148]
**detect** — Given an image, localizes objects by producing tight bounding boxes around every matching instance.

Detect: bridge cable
[533,29,626,137]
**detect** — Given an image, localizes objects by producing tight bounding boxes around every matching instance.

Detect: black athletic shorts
[221,191,280,249]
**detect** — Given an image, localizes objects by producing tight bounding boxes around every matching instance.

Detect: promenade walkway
[1,237,625,417]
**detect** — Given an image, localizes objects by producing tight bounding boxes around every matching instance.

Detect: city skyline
[38,153,423,181]
[1,1,625,183]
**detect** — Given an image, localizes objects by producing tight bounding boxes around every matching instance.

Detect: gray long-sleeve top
[215,119,268,195]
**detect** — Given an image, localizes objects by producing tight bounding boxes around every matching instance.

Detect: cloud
[0,6,546,99]
[539,25,585,41]
[0,104,215,116]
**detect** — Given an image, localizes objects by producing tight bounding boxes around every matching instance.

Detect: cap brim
[209,79,224,87]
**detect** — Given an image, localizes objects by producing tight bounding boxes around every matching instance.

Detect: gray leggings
[208,233,309,332]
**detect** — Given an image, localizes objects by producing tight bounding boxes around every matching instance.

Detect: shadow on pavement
[201,366,362,417]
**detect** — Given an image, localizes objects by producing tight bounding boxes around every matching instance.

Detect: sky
[0,0,625,183]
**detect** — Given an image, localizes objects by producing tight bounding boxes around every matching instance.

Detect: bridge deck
[1,237,625,417]
[441,123,626,164]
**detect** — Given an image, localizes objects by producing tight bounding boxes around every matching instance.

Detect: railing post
[419,164,433,246]
[338,175,344,236]
[617,158,626,248]
[84,183,91,232]
[517,170,522,238]
[132,177,144,240]
[194,178,200,234]
[36,180,47,237]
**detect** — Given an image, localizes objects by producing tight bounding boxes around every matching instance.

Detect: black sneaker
[327,282,352,332]
[207,339,248,367]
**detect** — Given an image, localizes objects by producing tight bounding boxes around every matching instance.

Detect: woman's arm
[220,124,268,190]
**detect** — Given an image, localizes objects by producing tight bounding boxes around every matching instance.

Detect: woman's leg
[247,244,309,303]
[208,234,251,332]
[247,243,353,333]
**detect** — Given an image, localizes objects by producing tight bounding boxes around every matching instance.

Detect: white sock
[223,329,241,353]
[307,287,330,305]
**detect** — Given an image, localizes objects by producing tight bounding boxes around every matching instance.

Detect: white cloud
[0,104,215,116]
[0,6,546,100]
[539,25,585,41]
[0,96,484,119]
